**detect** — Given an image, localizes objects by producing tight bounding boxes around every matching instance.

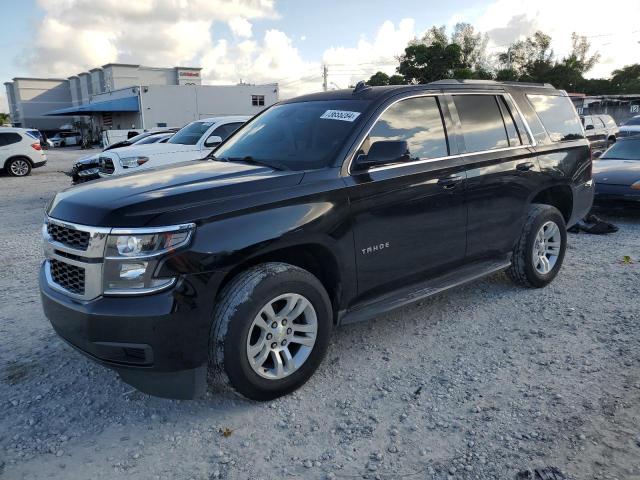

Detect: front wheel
[507,204,567,288]
[209,263,333,401]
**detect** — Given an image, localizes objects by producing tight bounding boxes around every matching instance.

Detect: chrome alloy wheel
[532,221,561,274]
[10,159,30,176]
[246,293,317,380]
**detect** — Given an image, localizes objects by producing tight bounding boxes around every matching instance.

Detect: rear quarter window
[527,94,584,142]
[0,132,22,146]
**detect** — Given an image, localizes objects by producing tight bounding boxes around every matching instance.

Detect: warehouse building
[4,63,279,133]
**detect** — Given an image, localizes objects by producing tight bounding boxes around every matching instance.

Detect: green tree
[451,22,489,70]
[0,112,10,125]
[611,64,640,93]
[367,71,391,86]
[398,42,464,83]
[388,74,406,85]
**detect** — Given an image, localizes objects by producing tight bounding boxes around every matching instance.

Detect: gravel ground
[1,148,639,480]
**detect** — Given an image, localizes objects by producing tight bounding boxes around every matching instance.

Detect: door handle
[437,174,464,189]
[516,162,534,172]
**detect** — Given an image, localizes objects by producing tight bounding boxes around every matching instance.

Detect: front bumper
[39,263,219,399]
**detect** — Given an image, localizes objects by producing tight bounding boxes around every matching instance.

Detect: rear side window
[600,116,616,128]
[527,94,584,142]
[497,97,522,146]
[26,130,40,140]
[0,132,22,146]
[453,95,510,152]
[365,96,448,160]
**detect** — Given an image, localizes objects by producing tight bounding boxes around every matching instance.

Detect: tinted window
[135,134,168,145]
[364,96,448,160]
[527,94,584,142]
[497,97,522,146]
[210,122,244,141]
[26,130,40,140]
[454,95,510,152]
[169,121,214,145]
[624,116,640,126]
[600,116,616,128]
[213,99,371,171]
[0,132,22,146]
[601,138,640,160]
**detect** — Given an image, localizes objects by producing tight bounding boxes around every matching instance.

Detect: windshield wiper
[214,156,289,171]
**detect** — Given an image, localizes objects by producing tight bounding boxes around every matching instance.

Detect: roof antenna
[353,80,371,95]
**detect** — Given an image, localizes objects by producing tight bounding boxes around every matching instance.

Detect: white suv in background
[98,116,249,177]
[0,127,47,177]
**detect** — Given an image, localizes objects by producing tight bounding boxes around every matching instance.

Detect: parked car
[618,115,640,138]
[69,132,176,184]
[581,114,618,151]
[103,129,178,151]
[40,81,593,401]
[593,136,640,206]
[96,116,248,177]
[0,127,47,177]
[50,131,81,147]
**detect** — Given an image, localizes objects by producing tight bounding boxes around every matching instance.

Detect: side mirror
[204,135,223,148]
[585,124,594,131]
[356,140,410,169]
[593,150,603,158]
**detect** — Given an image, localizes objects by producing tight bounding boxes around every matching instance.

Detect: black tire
[209,262,333,401]
[507,204,567,288]
[6,157,32,177]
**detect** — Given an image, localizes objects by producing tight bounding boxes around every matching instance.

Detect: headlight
[103,223,195,295]
[78,167,99,177]
[119,156,149,169]
[632,180,640,191]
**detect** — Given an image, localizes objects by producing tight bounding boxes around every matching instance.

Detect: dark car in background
[593,136,640,206]
[69,131,177,183]
[103,129,178,151]
[618,115,640,138]
[581,114,618,151]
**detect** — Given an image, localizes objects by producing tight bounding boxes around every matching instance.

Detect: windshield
[623,116,640,126]
[169,121,213,145]
[601,139,640,160]
[213,99,370,171]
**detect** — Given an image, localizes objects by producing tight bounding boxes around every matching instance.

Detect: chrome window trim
[346,91,537,176]
[110,223,196,235]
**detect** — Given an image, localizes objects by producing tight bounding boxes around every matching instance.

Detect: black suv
[40,80,593,401]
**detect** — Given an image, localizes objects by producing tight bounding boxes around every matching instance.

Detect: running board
[338,256,511,326]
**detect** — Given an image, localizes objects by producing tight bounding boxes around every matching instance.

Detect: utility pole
[322,65,328,92]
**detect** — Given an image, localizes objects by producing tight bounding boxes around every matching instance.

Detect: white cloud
[228,17,253,38]
[471,0,640,78]
[322,19,416,89]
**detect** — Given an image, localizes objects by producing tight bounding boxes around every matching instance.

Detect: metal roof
[45,96,139,116]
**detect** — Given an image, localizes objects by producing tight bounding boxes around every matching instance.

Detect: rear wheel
[6,158,32,177]
[507,204,567,288]
[209,262,332,400]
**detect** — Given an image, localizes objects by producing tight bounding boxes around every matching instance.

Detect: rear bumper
[33,159,47,168]
[39,263,223,399]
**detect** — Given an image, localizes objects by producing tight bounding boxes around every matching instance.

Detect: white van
[97,116,248,177]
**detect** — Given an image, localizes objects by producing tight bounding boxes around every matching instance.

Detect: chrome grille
[50,259,85,295]
[98,156,115,175]
[47,222,90,250]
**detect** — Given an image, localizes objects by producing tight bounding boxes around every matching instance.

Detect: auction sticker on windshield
[320,110,361,122]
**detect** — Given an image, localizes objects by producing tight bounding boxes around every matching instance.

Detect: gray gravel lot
[1,148,639,480]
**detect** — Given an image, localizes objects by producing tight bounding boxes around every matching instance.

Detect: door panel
[346,159,467,304]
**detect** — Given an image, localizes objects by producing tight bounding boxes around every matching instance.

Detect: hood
[593,159,640,185]
[48,160,304,227]
[107,142,198,159]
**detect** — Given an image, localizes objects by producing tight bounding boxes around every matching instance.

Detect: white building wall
[9,78,74,129]
[139,84,278,128]
[79,73,92,103]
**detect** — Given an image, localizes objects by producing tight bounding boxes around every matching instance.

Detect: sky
[2,0,639,112]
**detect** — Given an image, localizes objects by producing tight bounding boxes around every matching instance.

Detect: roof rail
[428,79,555,88]
[353,80,371,95]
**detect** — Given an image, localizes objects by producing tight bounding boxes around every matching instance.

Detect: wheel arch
[529,184,573,223]
[216,242,343,322]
